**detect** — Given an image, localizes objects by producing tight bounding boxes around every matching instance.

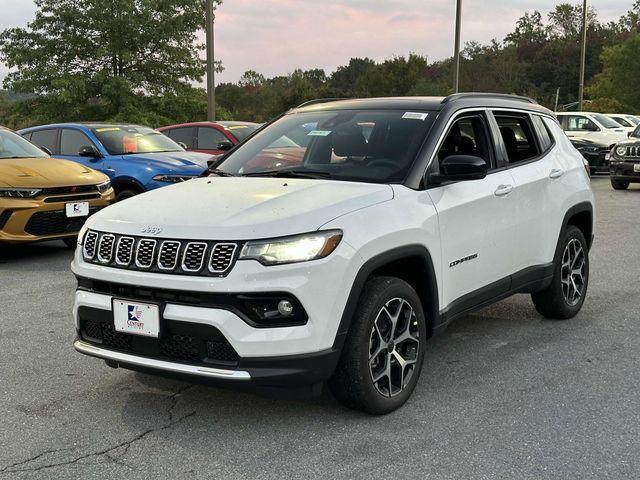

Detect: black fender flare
[559,201,594,251]
[332,244,440,352]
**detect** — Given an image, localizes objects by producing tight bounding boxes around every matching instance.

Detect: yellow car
[0,128,114,247]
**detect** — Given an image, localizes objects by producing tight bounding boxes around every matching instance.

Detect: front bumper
[0,190,114,243]
[610,159,640,182]
[72,239,361,386]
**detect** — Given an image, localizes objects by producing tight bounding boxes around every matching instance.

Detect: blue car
[18,123,212,201]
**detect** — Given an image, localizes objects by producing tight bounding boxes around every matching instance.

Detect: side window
[60,129,94,155]
[30,129,58,154]
[437,114,493,167]
[197,127,229,150]
[21,132,32,141]
[567,115,598,132]
[531,115,553,152]
[494,114,540,164]
[166,127,195,149]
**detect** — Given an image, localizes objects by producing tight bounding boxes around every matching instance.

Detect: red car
[157,121,260,155]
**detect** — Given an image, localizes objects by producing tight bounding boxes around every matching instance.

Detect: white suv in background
[556,111,629,146]
[72,94,595,414]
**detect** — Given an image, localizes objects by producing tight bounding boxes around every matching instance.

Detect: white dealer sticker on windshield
[403,112,429,121]
[307,130,332,137]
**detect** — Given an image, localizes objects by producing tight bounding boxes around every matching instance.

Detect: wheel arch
[110,176,146,195]
[562,201,594,251]
[333,245,440,352]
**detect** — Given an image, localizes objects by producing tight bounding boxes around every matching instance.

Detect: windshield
[215,110,434,183]
[0,129,48,159]
[92,126,184,155]
[224,124,259,142]
[626,115,640,126]
[592,114,622,129]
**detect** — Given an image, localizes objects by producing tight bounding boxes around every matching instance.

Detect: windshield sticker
[402,112,429,121]
[94,127,121,132]
[307,130,332,137]
[227,125,248,130]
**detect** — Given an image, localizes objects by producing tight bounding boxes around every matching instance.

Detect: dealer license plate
[65,201,89,218]
[112,300,160,338]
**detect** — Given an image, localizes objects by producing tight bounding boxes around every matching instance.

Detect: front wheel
[115,189,139,202]
[329,277,427,415]
[531,225,589,319]
[611,179,629,190]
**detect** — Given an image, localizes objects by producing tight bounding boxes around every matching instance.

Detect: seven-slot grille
[82,230,239,277]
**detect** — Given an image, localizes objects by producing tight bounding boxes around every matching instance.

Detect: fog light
[278,300,294,316]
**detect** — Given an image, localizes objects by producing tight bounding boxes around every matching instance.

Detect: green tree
[587,34,640,111]
[0,0,220,123]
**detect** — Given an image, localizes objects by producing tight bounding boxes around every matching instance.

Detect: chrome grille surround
[81,230,239,277]
[115,237,135,265]
[83,231,99,260]
[135,239,157,269]
[182,242,208,272]
[209,243,238,274]
[97,234,115,263]
[158,241,181,270]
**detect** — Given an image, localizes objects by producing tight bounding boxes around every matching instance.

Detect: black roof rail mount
[442,92,537,105]
[295,98,350,109]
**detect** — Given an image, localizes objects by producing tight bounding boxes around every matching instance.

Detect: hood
[614,137,640,147]
[0,157,107,187]
[121,151,212,170]
[570,137,608,148]
[87,177,394,240]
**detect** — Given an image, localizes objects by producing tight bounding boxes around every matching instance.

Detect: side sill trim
[74,340,251,380]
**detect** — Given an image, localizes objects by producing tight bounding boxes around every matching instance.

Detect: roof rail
[294,98,350,109]
[442,92,537,105]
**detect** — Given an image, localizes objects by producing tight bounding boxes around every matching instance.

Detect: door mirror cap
[429,155,488,184]
[217,141,234,151]
[78,145,102,158]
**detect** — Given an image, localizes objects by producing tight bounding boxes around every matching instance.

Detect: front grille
[209,243,238,273]
[78,306,240,367]
[0,210,13,230]
[98,234,115,263]
[24,208,100,236]
[182,242,207,272]
[136,239,157,268]
[623,145,640,157]
[158,241,181,270]
[42,185,99,196]
[82,231,240,277]
[44,193,101,204]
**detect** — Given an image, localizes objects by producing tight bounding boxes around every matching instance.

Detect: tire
[611,179,629,190]
[115,189,139,202]
[62,236,78,249]
[329,276,427,415]
[531,225,589,319]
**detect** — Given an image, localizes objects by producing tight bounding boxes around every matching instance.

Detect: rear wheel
[611,179,629,190]
[531,225,589,319]
[329,276,427,415]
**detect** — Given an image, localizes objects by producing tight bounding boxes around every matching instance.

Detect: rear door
[164,127,196,151]
[28,128,59,155]
[492,111,559,275]
[428,110,519,312]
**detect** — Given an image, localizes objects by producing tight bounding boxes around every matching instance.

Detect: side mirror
[217,141,234,151]
[429,155,487,184]
[78,145,102,158]
[39,146,52,156]
[582,123,599,132]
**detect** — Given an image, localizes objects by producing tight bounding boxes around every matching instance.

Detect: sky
[0,0,634,84]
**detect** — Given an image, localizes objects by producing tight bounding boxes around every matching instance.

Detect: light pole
[453,0,462,93]
[578,0,588,111]
[206,0,216,122]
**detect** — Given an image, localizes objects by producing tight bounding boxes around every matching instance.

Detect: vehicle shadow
[0,241,73,266]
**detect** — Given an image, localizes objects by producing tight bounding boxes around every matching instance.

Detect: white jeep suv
[72,94,595,414]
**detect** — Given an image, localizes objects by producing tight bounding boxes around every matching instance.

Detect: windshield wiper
[242,169,332,179]
[207,168,236,177]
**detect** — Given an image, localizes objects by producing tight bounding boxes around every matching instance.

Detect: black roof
[293,93,553,116]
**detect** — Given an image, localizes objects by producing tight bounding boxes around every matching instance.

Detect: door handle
[549,169,564,179]
[494,184,513,197]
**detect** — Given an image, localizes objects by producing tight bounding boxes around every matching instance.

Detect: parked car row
[557,111,640,188]
[0,119,259,247]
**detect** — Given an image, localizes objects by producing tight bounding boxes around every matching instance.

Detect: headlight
[0,188,42,198]
[96,181,112,193]
[152,175,197,183]
[239,230,343,265]
[615,146,627,157]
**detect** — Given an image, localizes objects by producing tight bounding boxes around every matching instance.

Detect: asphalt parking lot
[1,177,639,480]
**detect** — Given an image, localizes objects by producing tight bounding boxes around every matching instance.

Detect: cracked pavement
[1,178,640,479]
